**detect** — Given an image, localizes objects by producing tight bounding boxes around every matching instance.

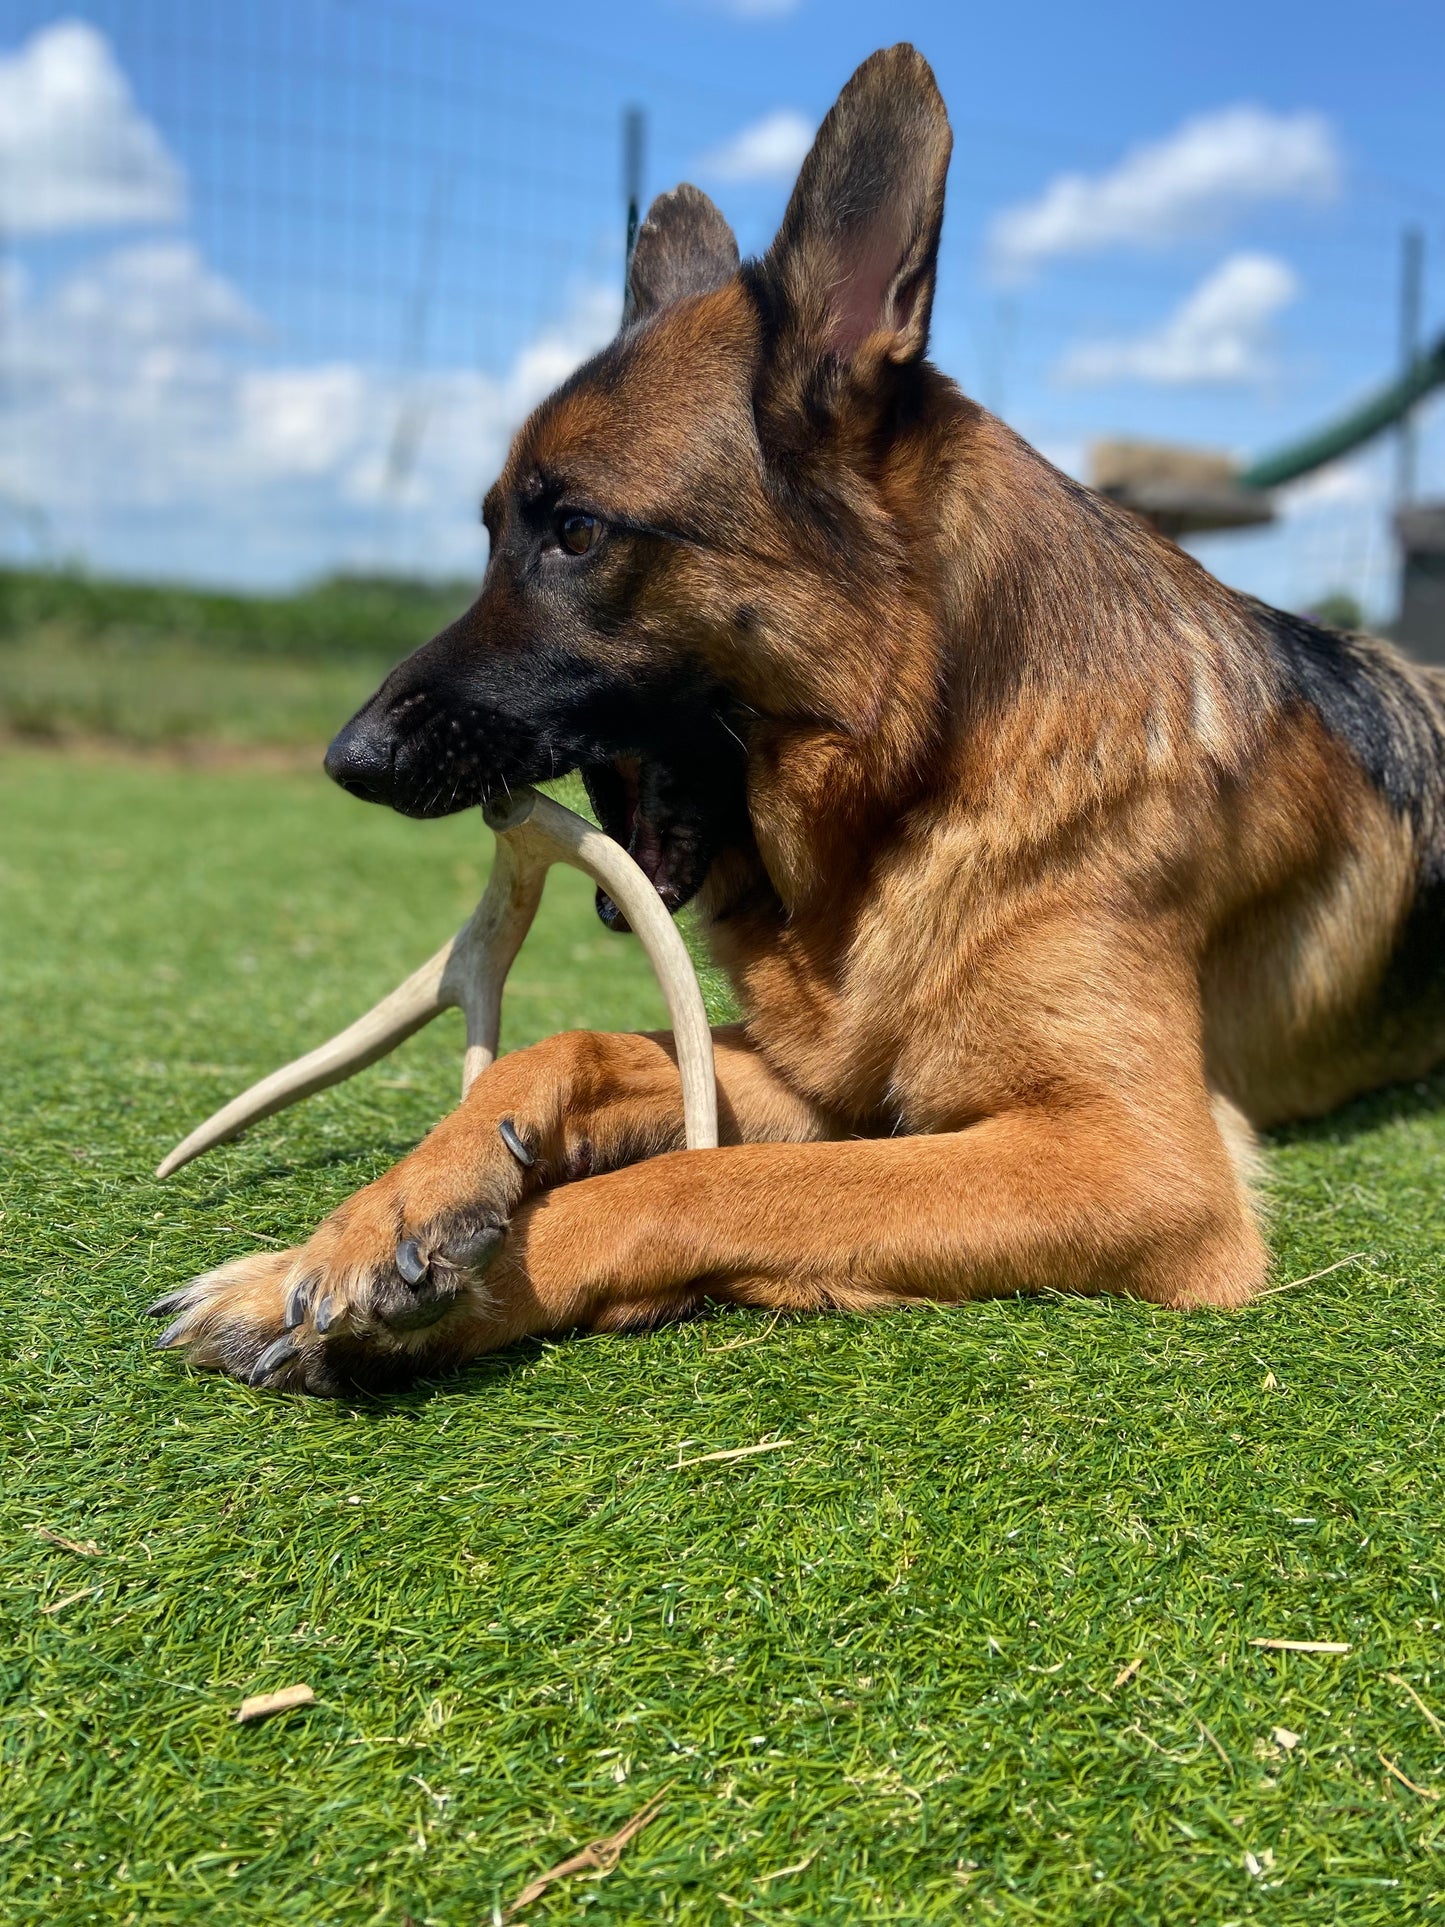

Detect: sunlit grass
[4,748,1445,1923]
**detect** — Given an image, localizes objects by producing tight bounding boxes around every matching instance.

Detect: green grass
[0,633,394,749]
[4,747,1445,1925]
[0,568,474,661]
[0,568,471,747]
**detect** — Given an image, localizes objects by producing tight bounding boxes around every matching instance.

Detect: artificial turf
[4,745,1445,1924]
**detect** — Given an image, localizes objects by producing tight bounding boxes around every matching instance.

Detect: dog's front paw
[149,1200,508,1395]
[148,1104,546,1391]
[149,1249,319,1390]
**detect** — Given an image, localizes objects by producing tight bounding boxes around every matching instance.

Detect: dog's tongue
[596,802,678,930]
[628,812,673,900]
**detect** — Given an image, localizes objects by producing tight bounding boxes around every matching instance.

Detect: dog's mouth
[581,754,724,929]
[326,662,753,927]
[326,724,748,924]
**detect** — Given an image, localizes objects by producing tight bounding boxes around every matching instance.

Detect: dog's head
[326,45,952,918]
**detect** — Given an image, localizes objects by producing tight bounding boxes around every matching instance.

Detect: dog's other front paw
[148,1203,508,1396]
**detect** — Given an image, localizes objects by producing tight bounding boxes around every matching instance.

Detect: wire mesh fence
[0,0,1439,617]
[0,2,663,585]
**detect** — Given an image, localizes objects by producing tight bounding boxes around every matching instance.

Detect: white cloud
[1192,438,1402,623]
[697,109,814,183]
[1034,439,1087,482]
[498,285,626,415]
[0,19,186,234]
[238,366,374,481]
[0,238,619,583]
[990,106,1339,277]
[1056,253,1299,386]
[52,240,262,343]
[2,242,262,429]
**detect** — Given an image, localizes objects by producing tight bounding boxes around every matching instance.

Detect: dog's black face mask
[323,497,752,922]
[327,179,769,920]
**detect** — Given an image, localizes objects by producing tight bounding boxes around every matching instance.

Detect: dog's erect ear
[762,45,951,368]
[624,184,740,325]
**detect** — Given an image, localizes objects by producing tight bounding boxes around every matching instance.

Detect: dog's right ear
[623,184,740,325]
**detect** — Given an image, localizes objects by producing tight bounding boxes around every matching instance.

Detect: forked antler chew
[155,787,718,1179]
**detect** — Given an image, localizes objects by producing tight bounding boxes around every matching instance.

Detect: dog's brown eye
[559,512,600,556]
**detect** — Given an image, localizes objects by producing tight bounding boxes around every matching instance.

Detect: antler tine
[154,937,460,1180]
[515,791,718,1151]
[153,815,548,1180]
[154,787,718,1179]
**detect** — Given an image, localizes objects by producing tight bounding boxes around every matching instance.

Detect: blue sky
[1,0,1441,613]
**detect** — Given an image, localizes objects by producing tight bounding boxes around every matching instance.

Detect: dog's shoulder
[1254,599,1445,826]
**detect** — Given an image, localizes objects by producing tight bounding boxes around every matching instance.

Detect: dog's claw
[248,1336,299,1385]
[314,1294,337,1334]
[282,1277,313,1330]
[395,1238,429,1286]
[498,1117,535,1168]
[146,1282,201,1319]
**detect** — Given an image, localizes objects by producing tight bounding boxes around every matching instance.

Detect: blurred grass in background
[0,567,1388,755]
[0,568,471,748]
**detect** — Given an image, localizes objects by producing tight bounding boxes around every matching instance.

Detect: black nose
[324,712,396,803]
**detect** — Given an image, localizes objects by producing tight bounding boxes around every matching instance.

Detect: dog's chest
[726,910,996,1131]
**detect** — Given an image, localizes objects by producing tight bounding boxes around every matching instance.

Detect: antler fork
[155,787,719,1179]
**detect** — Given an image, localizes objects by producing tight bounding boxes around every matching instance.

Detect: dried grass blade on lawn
[35,1527,101,1556]
[503,1788,668,1919]
[1249,1638,1351,1653]
[705,1313,784,1354]
[1387,1672,1445,1736]
[675,1439,792,1468]
[39,1585,102,1615]
[235,1683,315,1723]
[756,1850,818,1883]
[1257,1252,1371,1297]
[1379,1750,1441,1800]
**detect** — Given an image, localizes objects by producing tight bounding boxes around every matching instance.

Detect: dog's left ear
[761,45,952,373]
[624,183,740,325]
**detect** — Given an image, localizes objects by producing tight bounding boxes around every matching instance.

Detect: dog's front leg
[467,1090,1268,1347]
[154,1025,833,1393]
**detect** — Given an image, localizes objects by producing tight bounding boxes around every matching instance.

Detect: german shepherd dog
[154,47,1445,1395]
